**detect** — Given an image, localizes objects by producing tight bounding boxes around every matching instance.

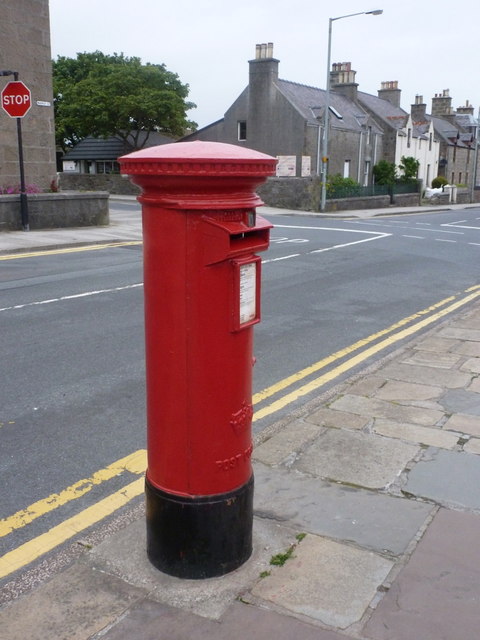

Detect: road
[1,205,480,588]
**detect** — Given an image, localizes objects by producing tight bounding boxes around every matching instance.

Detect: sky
[49,0,480,130]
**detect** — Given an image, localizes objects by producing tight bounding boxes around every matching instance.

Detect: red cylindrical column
[119,141,276,578]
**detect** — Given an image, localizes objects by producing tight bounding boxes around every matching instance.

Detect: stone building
[0,0,56,192]
[183,45,383,185]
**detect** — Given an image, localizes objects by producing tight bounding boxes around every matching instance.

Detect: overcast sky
[49,0,480,129]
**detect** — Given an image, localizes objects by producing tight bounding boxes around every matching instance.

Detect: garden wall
[0,191,109,231]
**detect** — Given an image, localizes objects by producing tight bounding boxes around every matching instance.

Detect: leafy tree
[398,156,419,182]
[53,51,197,151]
[372,160,396,185]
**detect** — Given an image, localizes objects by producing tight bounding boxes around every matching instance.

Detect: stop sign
[1,80,32,118]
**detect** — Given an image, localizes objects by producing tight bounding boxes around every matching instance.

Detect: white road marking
[0,283,143,313]
[262,254,300,263]
[442,221,480,230]
[310,234,390,254]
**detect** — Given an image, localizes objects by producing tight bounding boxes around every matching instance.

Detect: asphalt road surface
[1,205,479,587]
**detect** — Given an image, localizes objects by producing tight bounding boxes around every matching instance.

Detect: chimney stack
[411,94,427,122]
[255,42,274,60]
[456,99,474,116]
[330,62,358,101]
[431,89,454,119]
[378,81,401,108]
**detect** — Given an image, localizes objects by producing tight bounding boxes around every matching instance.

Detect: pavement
[1,198,480,639]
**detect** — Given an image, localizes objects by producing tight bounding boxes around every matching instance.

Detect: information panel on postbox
[200,209,271,331]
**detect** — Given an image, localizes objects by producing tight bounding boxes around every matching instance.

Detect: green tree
[372,160,397,185]
[53,51,197,151]
[398,156,420,182]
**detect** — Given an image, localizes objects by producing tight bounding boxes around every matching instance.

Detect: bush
[431,176,448,189]
[373,160,396,185]
[327,174,361,197]
[0,183,42,194]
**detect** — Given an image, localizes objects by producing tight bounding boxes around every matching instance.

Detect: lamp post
[320,9,383,212]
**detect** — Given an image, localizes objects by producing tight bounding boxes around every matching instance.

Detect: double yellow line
[1,285,479,580]
[252,285,480,421]
[0,241,142,261]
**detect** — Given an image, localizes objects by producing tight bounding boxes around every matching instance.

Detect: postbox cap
[119,140,277,177]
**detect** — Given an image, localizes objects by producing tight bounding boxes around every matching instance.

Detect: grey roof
[357,90,408,130]
[63,131,173,160]
[455,113,477,131]
[276,79,382,134]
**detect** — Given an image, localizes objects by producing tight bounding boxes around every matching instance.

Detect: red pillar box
[119,141,276,579]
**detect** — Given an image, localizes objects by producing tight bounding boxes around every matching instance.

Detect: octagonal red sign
[1,80,32,118]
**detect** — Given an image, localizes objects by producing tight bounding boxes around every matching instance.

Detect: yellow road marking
[0,450,146,538]
[253,288,480,421]
[2,284,479,580]
[252,294,457,405]
[0,477,144,580]
[0,241,142,261]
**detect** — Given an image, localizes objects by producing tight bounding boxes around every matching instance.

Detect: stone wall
[0,192,109,231]
[1,1,57,191]
[59,173,140,195]
[59,173,427,213]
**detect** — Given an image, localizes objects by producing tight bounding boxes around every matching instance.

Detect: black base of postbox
[145,475,254,579]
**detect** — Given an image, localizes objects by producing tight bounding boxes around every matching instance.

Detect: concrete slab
[373,380,443,402]
[253,420,323,466]
[329,394,444,426]
[404,448,480,509]
[295,429,419,490]
[460,356,480,373]
[98,599,348,640]
[0,564,145,640]
[464,438,480,455]
[400,350,462,369]
[379,361,472,388]
[441,388,480,416]
[305,407,370,430]
[345,375,386,397]
[414,336,459,352]
[443,412,480,436]
[252,533,393,630]
[437,326,480,342]
[372,419,461,449]
[364,508,480,640]
[254,463,433,555]
[81,516,296,620]
[455,341,480,357]
[469,377,480,392]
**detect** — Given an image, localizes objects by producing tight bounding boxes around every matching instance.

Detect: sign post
[1,74,32,230]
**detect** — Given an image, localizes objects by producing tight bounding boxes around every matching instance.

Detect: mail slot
[119,141,276,579]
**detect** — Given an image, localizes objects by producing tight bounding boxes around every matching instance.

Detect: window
[238,121,247,141]
[343,160,351,178]
[95,161,119,174]
[429,132,433,151]
[407,128,412,148]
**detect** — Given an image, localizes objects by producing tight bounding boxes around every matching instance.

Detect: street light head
[367,9,383,15]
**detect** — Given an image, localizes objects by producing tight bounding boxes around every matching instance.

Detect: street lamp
[320,9,383,211]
